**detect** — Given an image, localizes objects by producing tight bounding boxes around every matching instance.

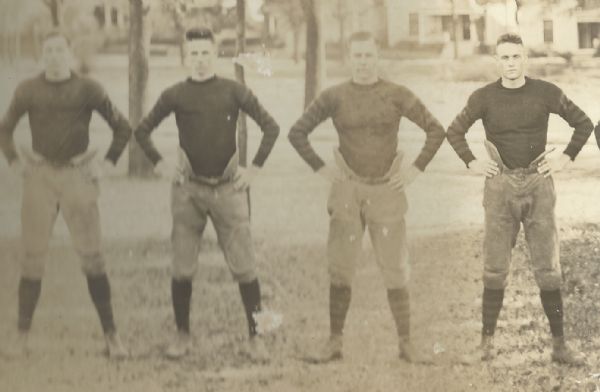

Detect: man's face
[185,39,216,79]
[348,39,379,83]
[42,35,71,75]
[496,42,527,81]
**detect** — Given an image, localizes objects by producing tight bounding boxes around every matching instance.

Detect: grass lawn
[1,56,600,391]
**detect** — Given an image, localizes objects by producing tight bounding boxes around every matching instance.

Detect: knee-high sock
[540,289,564,338]
[172,278,192,334]
[18,278,42,332]
[239,279,261,337]
[87,274,116,335]
[330,284,351,336]
[482,287,505,336]
[387,288,410,338]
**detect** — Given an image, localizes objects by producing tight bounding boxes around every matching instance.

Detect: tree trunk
[338,16,345,64]
[451,0,460,59]
[177,26,185,66]
[50,0,60,27]
[475,14,486,54]
[15,29,20,61]
[1,24,7,65]
[292,27,300,63]
[337,0,345,64]
[128,0,153,177]
[236,0,248,168]
[301,0,324,108]
[263,11,270,43]
[33,22,41,61]
[514,0,521,25]
[6,31,14,65]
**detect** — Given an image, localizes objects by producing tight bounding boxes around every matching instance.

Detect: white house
[485,0,600,54]
[385,0,485,56]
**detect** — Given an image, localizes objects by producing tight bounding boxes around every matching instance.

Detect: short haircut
[185,27,215,43]
[43,29,70,46]
[496,32,523,46]
[347,31,378,48]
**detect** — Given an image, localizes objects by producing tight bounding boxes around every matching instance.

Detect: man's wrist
[559,153,572,168]
[410,163,423,172]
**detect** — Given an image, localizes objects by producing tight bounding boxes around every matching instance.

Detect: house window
[409,13,419,37]
[111,7,119,26]
[578,22,600,48]
[462,15,471,40]
[93,6,105,27]
[441,15,470,40]
[544,20,554,43]
[441,15,451,35]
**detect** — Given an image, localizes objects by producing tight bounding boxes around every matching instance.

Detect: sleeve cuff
[104,150,119,165]
[412,157,428,172]
[311,160,326,172]
[462,153,477,168]
[562,146,578,161]
[251,156,266,168]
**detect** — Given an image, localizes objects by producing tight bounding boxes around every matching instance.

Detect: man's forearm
[133,126,162,165]
[251,123,280,167]
[0,127,18,164]
[559,95,593,160]
[288,127,325,171]
[563,120,594,161]
[413,122,446,171]
[447,121,476,167]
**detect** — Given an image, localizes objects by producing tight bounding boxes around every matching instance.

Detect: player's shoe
[243,336,271,364]
[105,331,129,360]
[458,335,495,365]
[398,337,433,364]
[2,331,30,359]
[551,338,585,366]
[164,331,192,360]
[307,334,343,364]
[480,335,495,361]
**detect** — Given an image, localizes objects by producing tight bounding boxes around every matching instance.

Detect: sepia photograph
[1,0,600,390]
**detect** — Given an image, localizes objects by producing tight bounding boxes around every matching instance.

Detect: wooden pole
[236,0,248,168]
[127,0,153,177]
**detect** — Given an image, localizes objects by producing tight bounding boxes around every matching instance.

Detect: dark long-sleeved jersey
[134,76,280,177]
[0,72,131,165]
[447,77,593,168]
[288,79,445,177]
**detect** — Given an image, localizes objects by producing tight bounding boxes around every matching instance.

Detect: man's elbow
[133,127,146,143]
[585,118,595,133]
[288,127,305,150]
[270,124,281,140]
[434,124,447,141]
[122,125,133,141]
[287,127,296,142]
